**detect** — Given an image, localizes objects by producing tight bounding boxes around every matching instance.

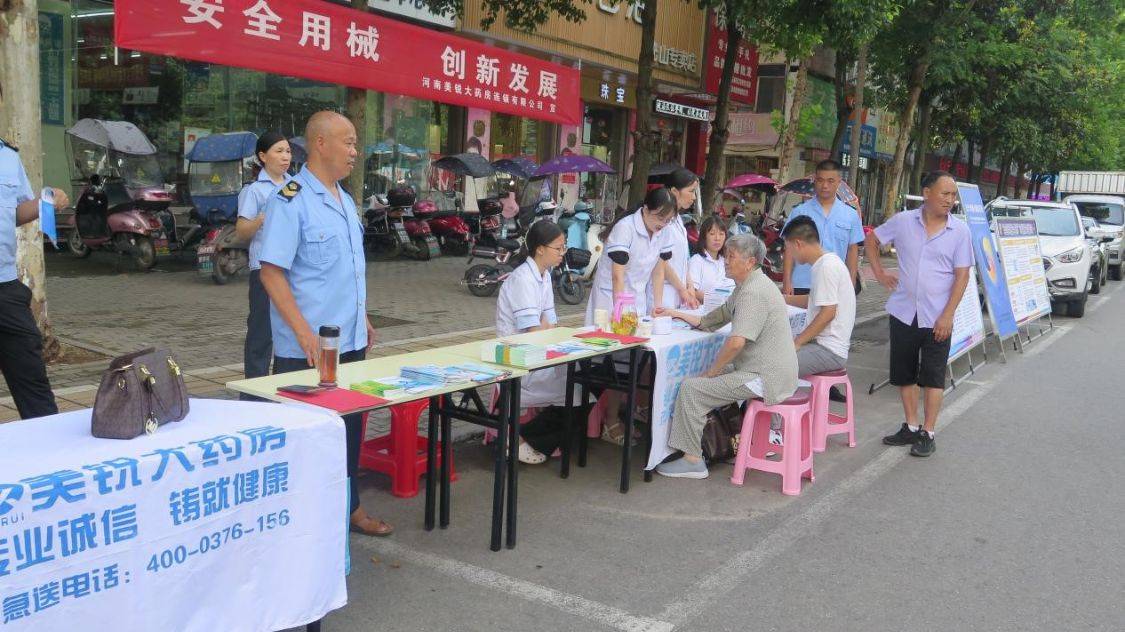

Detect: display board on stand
[994,216,1054,349]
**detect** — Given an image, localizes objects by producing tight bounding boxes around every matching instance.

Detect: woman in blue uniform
[235,132,292,394]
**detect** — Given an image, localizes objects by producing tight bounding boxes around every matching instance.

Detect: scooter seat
[432,209,459,219]
[497,238,522,253]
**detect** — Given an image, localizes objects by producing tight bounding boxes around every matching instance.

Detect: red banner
[703,10,758,106]
[115,0,581,124]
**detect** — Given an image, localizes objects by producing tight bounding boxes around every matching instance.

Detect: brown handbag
[701,403,744,464]
[91,348,190,439]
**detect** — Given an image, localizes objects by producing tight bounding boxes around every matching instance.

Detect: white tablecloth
[0,399,347,631]
[645,326,730,470]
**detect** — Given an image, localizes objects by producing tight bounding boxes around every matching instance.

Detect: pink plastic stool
[731,390,814,496]
[805,369,855,453]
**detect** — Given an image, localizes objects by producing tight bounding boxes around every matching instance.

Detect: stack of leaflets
[350,380,407,399]
[400,365,449,385]
[575,336,620,348]
[549,341,601,355]
[481,341,548,367]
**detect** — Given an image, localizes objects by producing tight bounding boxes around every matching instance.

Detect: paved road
[313,283,1122,632]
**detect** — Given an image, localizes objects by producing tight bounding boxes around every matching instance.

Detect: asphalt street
[316,282,1125,632]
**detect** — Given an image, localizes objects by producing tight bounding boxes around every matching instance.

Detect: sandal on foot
[600,422,638,447]
[518,442,547,464]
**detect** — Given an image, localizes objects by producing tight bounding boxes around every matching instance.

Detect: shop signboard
[581,76,635,109]
[703,10,758,106]
[994,217,1053,325]
[367,0,454,28]
[116,0,581,125]
[727,112,778,146]
[38,12,66,125]
[841,121,877,159]
[654,99,709,122]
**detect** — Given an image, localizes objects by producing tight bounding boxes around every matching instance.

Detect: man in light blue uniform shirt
[258,112,392,537]
[782,159,864,297]
[0,137,69,419]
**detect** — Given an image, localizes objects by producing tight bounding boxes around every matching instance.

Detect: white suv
[1066,194,1125,280]
[987,199,1092,318]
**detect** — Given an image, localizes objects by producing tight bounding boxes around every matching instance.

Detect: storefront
[458,0,706,207]
[46,0,580,206]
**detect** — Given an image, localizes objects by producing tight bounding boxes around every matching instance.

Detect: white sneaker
[517,442,547,465]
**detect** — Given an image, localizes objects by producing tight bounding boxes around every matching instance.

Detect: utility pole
[1,0,61,361]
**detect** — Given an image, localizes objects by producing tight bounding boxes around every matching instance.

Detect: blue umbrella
[532,154,615,177]
[186,131,258,162]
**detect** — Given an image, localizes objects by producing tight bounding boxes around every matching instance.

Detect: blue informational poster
[957,183,1018,338]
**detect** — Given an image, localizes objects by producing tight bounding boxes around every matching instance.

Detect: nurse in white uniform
[586,187,678,325]
[653,169,702,310]
[686,215,736,305]
[584,187,677,444]
[496,221,569,463]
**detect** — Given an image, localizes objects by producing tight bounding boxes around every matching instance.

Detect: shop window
[754,64,787,114]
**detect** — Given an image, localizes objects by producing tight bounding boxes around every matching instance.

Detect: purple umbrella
[532,154,616,178]
[725,173,778,191]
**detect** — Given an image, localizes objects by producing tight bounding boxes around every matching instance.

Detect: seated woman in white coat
[585,187,677,444]
[685,215,736,307]
[495,221,573,464]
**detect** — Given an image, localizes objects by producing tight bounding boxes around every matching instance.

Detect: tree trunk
[883,57,930,220]
[777,60,810,184]
[965,137,976,183]
[700,2,741,215]
[972,136,992,185]
[1,0,60,362]
[627,0,659,210]
[909,95,932,193]
[847,43,868,186]
[950,141,963,173]
[345,0,368,211]
[997,152,1013,197]
[830,49,853,161]
[1013,162,1027,198]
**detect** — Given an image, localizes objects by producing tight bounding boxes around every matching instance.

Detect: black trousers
[0,280,57,419]
[521,404,592,456]
[241,270,273,401]
[274,349,365,513]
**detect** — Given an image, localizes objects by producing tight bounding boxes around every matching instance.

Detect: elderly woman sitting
[654,233,798,479]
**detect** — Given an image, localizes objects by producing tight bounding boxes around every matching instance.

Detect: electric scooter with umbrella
[432,152,498,251]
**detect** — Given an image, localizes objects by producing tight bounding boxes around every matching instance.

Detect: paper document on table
[787,305,808,337]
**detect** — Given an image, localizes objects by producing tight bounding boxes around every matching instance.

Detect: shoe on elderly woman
[655,457,709,479]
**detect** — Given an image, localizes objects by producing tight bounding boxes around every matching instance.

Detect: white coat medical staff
[584,187,677,444]
[495,221,571,464]
[686,215,736,305]
[585,187,678,326]
[652,169,701,310]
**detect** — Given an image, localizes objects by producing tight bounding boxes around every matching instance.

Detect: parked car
[987,199,1092,317]
[1081,216,1109,295]
[1067,194,1125,280]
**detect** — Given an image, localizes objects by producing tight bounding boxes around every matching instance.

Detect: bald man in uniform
[259,112,392,536]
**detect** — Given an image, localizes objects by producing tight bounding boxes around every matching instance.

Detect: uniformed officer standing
[0,137,69,419]
[258,112,393,537]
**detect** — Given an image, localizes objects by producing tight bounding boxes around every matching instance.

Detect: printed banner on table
[115,0,581,125]
[995,217,1053,325]
[958,183,1018,339]
[648,331,728,470]
[0,400,347,631]
[948,271,986,361]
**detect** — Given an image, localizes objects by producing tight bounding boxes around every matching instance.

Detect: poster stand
[1013,312,1054,352]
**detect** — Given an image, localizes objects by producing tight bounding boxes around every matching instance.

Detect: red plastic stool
[358,399,456,498]
[805,369,855,453]
[731,390,814,496]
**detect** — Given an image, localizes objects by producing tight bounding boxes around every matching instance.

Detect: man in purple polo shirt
[864,171,973,456]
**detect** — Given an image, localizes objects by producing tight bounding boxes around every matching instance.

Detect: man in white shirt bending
[772,215,857,445]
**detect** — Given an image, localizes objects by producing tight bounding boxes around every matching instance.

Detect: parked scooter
[463,237,524,297]
[682,212,700,254]
[405,199,441,260]
[64,119,172,271]
[426,198,472,256]
[186,131,258,284]
[364,193,410,260]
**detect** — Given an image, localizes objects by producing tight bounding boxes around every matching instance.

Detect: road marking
[353,538,675,632]
[657,319,1075,628]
